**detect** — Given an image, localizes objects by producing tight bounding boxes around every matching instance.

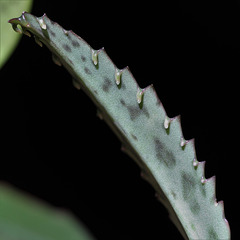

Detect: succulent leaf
[8,12,231,240]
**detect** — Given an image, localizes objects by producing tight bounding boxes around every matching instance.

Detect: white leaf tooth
[37,17,47,30]
[180,137,187,148]
[193,158,199,168]
[63,29,69,36]
[91,48,103,66]
[115,68,123,86]
[201,176,207,184]
[91,49,99,66]
[164,116,171,130]
[136,88,144,104]
[20,13,30,28]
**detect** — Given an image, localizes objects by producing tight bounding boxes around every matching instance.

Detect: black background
[1,0,239,239]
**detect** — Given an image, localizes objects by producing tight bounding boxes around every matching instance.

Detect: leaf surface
[8,12,231,240]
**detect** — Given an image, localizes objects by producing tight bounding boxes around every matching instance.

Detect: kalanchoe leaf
[9,12,231,240]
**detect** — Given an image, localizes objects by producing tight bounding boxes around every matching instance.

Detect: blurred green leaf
[0,183,96,240]
[0,0,33,69]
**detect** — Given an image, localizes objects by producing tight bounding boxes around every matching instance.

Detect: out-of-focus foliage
[0,183,95,240]
[0,0,33,68]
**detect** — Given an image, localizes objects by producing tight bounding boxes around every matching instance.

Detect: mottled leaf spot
[62,44,71,52]
[102,77,112,92]
[49,30,56,37]
[154,138,176,168]
[84,67,91,75]
[190,201,200,215]
[81,55,86,62]
[181,172,196,200]
[191,223,196,232]
[127,106,139,121]
[71,40,80,47]
[208,227,218,239]
[126,105,149,121]
[120,99,126,106]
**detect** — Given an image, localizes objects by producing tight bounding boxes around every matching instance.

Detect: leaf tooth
[137,85,155,108]
[215,200,228,222]
[52,54,62,66]
[172,114,181,128]
[20,12,30,28]
[185,138,195,150]
[120,65,139,88]
[146,84,165,111]
[193,157,199,169]
[164,113,180,131]
[216,200,231,235]
[180,137,188,149]
[37,16,47,30]
[182,138,197,161]
[9,12,30,29]
[91,47,104,66]
[63,29,69,36]
[168,115,182,137]
[72,78,81,90]
[201,176,207,184]
[213,199,230,235]
[205,175,217,203]
[164,115,171,130]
